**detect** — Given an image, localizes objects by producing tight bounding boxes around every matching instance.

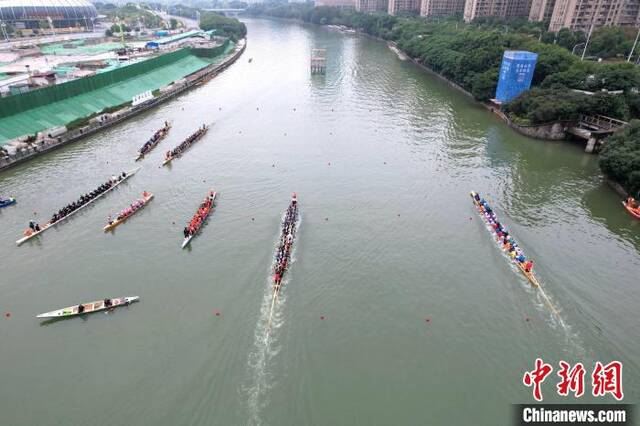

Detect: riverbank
[0,39,246,172]
[385,40,572,143]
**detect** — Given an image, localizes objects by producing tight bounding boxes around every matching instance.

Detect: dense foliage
[600,121,640,195]
[102,3,163,30]
[199,12,247,41]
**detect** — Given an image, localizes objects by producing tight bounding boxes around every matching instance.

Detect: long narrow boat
[0,197,16,208]
[469,191,539,288]
[16,167,140,246]
[622,199,640,219]
[103,191,154,232]
[36,296,139,319]
[266,193,299,331]
[181,190,217,249]
[135,122,171,161]
[162,125,209,166]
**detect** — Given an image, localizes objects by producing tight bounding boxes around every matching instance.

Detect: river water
[0,19,638,426]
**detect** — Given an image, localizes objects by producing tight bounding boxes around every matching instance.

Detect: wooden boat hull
[0,197,16,208]
[103,193,154,232]
[181,191,217,249]
[16,168,141,246]
[36,296,139,318]
[162,126,209,167]
[622,200,640,219]
[136,124,171,161]
[470,191,540,288]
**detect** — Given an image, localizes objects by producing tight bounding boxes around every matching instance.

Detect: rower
[77,304,85,314]
[107,215,113,225]
[524,260,534,273]
[104,298,112,308]
[474,192,480,202]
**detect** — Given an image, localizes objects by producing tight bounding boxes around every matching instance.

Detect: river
[0,18,638,426]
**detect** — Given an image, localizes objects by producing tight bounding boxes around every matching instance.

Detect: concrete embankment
[0,39,245,172]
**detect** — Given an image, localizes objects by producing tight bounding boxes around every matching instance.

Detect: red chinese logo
[557,361,585,397]
[523,358,553,401]
[592,361,623,401]
[523,359,624,401]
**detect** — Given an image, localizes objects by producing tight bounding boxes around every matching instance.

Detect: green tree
[170,18,178,30]
[587,27,631,59]
[599,120,640,195]
[199,12,247,40]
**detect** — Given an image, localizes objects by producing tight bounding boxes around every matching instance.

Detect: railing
[579,114,628,131]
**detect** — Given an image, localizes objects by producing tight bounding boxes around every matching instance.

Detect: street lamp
[628,27,640,63]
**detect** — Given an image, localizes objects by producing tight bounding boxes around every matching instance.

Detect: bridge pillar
[585,136,597,153]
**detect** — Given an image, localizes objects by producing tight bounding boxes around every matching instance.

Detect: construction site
[0,26,242,167]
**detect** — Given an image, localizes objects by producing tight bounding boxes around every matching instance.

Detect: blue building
[495,51,537,104]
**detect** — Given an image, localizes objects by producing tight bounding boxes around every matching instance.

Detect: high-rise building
[528,0,556,22]
[420,0,466,17]
[315,0,356,7]
[463,0,533,22]
[388,0,420,15]
[355,0,389,13]
[548,0,640,33]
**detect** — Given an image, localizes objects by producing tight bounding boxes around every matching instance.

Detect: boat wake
[473,202,588,359]
[243,213,300,426]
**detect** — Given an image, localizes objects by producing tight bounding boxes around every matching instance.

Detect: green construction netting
[0,49,217,144]
[40,40,124,56]
[0,48,192,118]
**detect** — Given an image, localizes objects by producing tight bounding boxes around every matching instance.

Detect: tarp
[145,30,203,49]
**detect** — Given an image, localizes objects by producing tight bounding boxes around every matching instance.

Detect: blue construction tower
[495,51,538,104]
